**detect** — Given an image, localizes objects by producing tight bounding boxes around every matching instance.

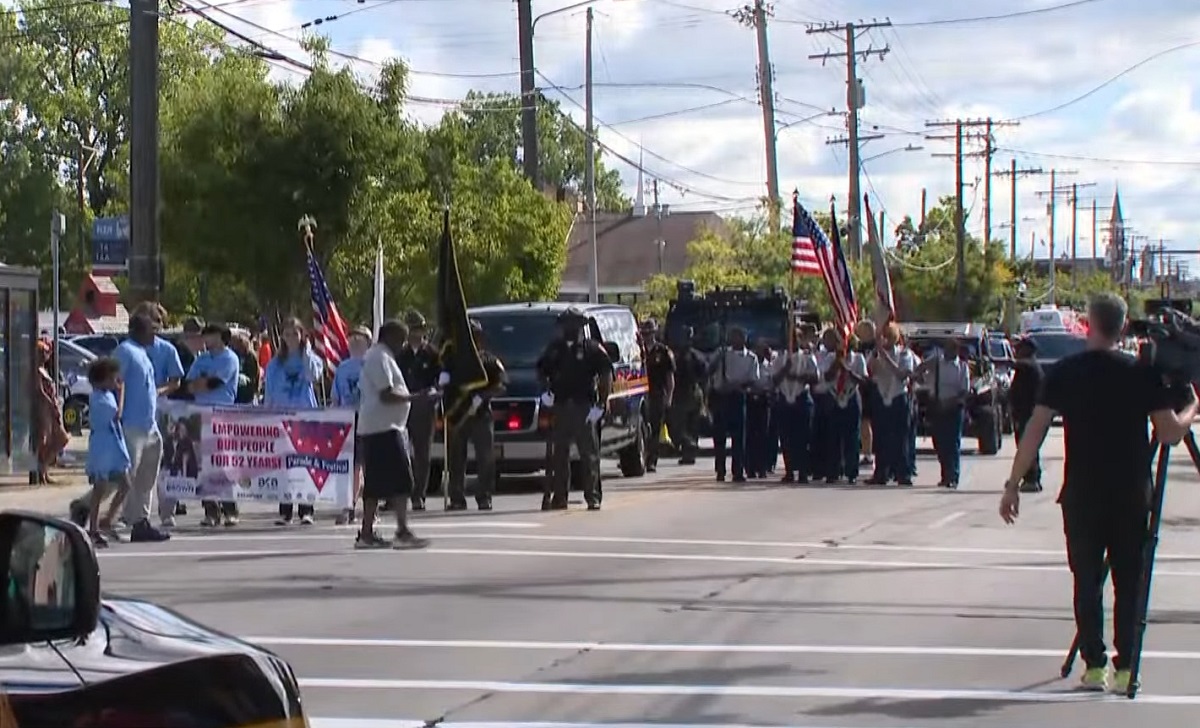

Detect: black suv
[902,322,1004,456]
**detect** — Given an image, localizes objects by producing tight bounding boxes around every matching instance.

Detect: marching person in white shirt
[821,328,869,484]
[867,322,920,486]
[772,327,819,483]
[746,339,777,478]
[915,338,971,488]
[708,326,760,483]
[810,328,839,481]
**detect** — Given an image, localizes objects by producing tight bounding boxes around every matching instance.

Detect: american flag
[793,194,858,331]
[791,204,821,276]
[304,244,351,367]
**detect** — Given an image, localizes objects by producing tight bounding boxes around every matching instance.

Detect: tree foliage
[0,6,583,324]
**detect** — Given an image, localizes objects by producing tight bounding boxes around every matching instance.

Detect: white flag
[372,241,385,338]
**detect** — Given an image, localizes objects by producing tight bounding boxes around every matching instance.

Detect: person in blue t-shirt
[131,302,188,522]
[264,317,325,525]
[187,323,243,527]
[83,357,132,548]
[332,326,371,524]
[114,314,171,543]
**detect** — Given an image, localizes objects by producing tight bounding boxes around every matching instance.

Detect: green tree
[443,91,629,212]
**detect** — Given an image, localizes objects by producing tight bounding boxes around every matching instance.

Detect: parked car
[56,339,97,432]
[902,322,1004,455]
[987,335,1016,434]
[0,510,309,726]
[1025,329,1087,373]
[64,334,123,358]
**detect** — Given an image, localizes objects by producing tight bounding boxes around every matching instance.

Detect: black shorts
[361,429,414,500]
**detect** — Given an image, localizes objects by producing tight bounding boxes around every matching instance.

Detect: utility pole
[516,0,538,187]
[584,7,598,303]
[129,0,161,302]
[926,119,996,319]
[1066,182,1097,277]
[807,18,890,260]
[992,159,1046,259]
[735,1,781,230]
[1034,169,1078,305]
[1091,198,1098,260]
[50,211,65,401]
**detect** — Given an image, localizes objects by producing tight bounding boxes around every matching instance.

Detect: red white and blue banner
[156,401,355,508]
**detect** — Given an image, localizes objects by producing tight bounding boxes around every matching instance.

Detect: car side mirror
[602,341,620,364]
[0,511,100,646]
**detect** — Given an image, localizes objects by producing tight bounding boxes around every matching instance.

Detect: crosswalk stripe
[296,678,1198,705]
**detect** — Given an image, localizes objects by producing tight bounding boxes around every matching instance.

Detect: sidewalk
[0,435,91,515]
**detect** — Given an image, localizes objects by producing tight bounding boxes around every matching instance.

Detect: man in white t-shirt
[355,319,439,549]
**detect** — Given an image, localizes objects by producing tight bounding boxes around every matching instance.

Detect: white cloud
[165,0,1200,267]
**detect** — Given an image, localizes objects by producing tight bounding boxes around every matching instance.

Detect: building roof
[561,209,728,290]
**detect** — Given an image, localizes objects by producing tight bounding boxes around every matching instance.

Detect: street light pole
[584,7,598,303]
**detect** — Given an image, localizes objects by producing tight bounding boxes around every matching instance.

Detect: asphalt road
[94,429,1200,728]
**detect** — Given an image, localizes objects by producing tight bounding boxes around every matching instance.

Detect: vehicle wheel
[1000,403,1014,435]
[618,414,649,478]
[976,410,1001,455]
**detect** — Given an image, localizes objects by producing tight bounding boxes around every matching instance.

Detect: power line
[774,0,1106,28]
[1011,39,1200,121]
[1001,148,1200,168]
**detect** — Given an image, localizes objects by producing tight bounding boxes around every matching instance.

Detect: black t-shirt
[1008,359,1044,422]
[1038,349,1172,507]
[645,343,675,390]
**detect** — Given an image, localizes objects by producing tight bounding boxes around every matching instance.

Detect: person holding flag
[867,321,919,486]
[822,327,869,484]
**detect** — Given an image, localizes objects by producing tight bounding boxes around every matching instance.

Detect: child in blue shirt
[85,357,132,547]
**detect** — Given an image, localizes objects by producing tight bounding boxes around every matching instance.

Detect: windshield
[1029,333,1087,361]
[908,338,979,359]
[665,306,788,352]
[988,338,1010,360]
[473,313,559,368]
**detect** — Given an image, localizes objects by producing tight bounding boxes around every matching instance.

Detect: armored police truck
[429,301,650,491]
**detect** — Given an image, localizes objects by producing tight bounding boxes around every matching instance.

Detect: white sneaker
[160,516,176,528]
[300,514,315,526]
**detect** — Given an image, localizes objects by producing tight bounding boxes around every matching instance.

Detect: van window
[594,310,639,364]
[473,313,558,368]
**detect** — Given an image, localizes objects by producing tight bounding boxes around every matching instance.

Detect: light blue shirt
[114,340,159,433]
[86,389,131,479]
[187,347,241,405]
[144,336,184,387]
[264,348,323,409]
[332,356,365,407]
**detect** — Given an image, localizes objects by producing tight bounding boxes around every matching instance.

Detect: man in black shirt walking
[999,293,1197,693]
[397,311,442,510]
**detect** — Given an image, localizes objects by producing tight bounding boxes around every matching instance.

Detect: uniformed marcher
[867,322,919,486]
[745,338,776,478]
[396,311,442,510]
[709,326,760,482]
[810,329,839,480]
[916,338,970,488]
[640,319,675,473]
[824,329,869,484]
[668,326,706,465]
[445,319,508,511]
[537,308,613,510]
[772,329,818,483]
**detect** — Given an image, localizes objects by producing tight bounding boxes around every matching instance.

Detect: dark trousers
[407,398,437,500]
[1015,417,1042,483]
[202,500,238,518]
[711,392,746,479]
[278,502,314,520]
[746,394,771,476]
[931,403,964,485]
[906,398,919,478]
[809,393,834,479]
[828,399,862,480]
[765,399,779,472]
[777,396,812,479]
[646,393,668,468]
[549,400,600,502]
[668,388,701,459]
[1063,503,1149,670]
[872,394,911,482]
[448,409,496,503]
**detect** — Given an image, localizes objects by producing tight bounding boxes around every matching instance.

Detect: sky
[12,0,1200,273]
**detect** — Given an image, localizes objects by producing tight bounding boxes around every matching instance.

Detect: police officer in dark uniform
[668,326,705,465]
[445,319,508,511]
[640,319,675,473]
[537,308,613,511]
[396,310,442,510]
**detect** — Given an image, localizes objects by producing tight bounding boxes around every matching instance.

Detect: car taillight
[506,414,522,431]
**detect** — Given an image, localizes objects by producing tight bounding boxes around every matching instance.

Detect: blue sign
[92,216,129,269]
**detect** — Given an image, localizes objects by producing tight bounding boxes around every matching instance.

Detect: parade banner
[157,401,355,508]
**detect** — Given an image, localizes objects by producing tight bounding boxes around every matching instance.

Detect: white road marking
[133,531,1200,561]
[166,521,542,541]
[243,636,1200,661]
[296,677,1197,705]
[95,545,1200,576]
[928,511,966,529]
[309,721,972,728]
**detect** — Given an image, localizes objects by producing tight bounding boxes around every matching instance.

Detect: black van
[430,302,650,487]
